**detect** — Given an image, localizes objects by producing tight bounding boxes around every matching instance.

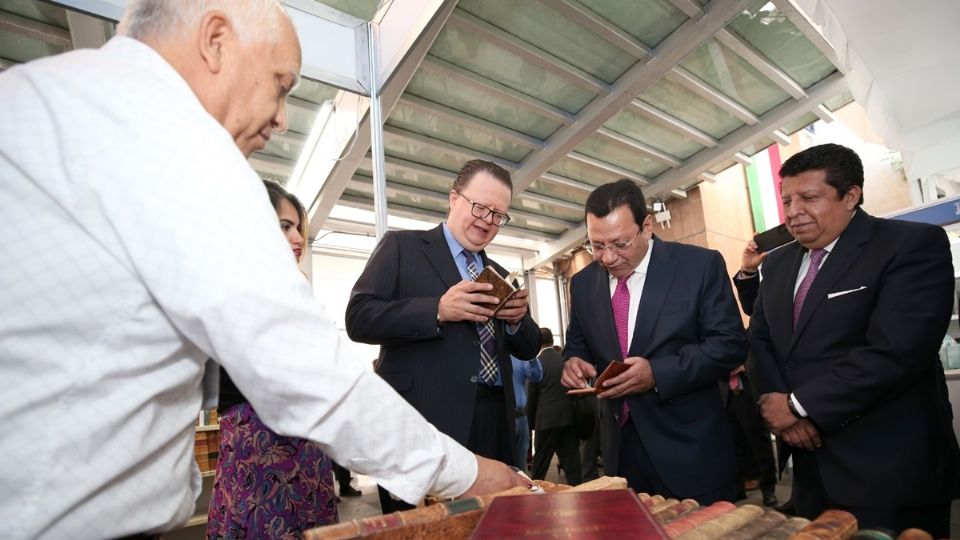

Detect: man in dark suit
[561,179,747,504]
[528,328,582,485]
[346,159,540,513]
[751,143,960,535]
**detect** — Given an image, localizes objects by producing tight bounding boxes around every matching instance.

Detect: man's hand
[758,392,799,433]
[458,455,530,499]
[780,418,822,451]
[561,356,597,389]
[438,280,499,323]
[741,240,767,274]
[495,288,529,325]
[597,356,655,399]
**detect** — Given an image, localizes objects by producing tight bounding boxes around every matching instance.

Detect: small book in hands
[473,265,521,315]
[566,360,630,395]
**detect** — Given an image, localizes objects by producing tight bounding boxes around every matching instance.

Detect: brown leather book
[470,489,668,539]
[472,266,519,315]
[718,509,787,540]
[567,360,631,395]
[792,509,858,540]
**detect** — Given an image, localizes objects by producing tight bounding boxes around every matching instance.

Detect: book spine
[717,509,787,540]
[895,529,933,540]
[655,499,699,524]
[791,509,858,540]
[662,501,736,537]
[674,504,764,540]
[762,517,812,540]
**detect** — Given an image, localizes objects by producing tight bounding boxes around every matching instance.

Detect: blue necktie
[465,254,499,385]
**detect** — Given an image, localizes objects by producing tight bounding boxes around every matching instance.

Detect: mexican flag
[746,144,785,234]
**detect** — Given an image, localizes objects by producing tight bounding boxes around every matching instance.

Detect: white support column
[367,21,389,241]
[524,269,539,323]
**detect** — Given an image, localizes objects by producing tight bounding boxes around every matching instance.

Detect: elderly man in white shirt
[0,1,526,538]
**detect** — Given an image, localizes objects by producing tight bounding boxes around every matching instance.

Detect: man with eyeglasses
[561,179,747,505]
[347,159,541,513]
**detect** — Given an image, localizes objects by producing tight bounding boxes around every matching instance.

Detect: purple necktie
[793,248,826,328]
[611,274,632,427]
[466,254,498,384]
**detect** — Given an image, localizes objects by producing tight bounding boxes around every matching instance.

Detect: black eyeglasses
[583,228,642,256]
[455,190,511,227]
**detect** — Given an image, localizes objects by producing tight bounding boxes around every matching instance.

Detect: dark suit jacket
[528,347,574,431]
[345,225,540,452]
[564,237,747,497]
[750,211,960,507]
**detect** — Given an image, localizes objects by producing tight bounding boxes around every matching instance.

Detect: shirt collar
[608,238,654,284]
[441,222,474,261]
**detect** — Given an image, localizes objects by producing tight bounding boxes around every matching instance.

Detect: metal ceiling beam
[770,129,792,146]
[670,189,688,199]
[595,127,683,168]
[541,0,653,59]
[447,10,610,96]
[628,100,719,148]
[567,152,651,185]
[814,104,836,123]
[715,29,806,100]
[524,72,846,270]
[666,67,759,125]
[770,0,841,69]
[510,0,754,194]
[397,94,545,150]
[383,124,519,171]
[540,172,596,194]
[418,57,575,126]
[250,154,296,177]
[306,0,457,239]
[0,11,72,49]
[732,152,753,166]
[516,191,583,213]
[665,0,705,18]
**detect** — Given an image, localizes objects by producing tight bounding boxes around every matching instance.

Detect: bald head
[118,0,302,157]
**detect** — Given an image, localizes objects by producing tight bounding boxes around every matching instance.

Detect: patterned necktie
[611,274,632,427]
[466,253,499,385]
[793,248,826,328]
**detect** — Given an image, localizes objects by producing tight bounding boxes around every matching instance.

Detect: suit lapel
[631,239,677,356]
[788,212,872,352]
[773,243,804,349]
[588,264,620,362]
[421,225,464,290]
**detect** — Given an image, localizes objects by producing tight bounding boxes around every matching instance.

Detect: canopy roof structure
[1,0,862,267]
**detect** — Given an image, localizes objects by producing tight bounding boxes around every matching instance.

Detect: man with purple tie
[561,179,747,504]
[751,144,960,535]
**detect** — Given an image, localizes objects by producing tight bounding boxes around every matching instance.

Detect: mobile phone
[753,223,795,253]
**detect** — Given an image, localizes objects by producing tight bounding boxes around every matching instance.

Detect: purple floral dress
[206,402,338,539]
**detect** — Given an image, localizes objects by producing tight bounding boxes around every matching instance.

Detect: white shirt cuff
[432,432,478,499]
[790,393,808,417]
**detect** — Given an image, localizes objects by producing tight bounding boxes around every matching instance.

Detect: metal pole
[367,21,388,241]
[554,272,567,348]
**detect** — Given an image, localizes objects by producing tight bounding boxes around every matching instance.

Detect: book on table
[470,488,668,539]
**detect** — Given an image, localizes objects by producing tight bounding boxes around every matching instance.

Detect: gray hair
[118,0,290,43]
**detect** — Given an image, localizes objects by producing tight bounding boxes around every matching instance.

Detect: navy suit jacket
[345,225,540,451]
[750,211,960,507]
[564,237,747,497]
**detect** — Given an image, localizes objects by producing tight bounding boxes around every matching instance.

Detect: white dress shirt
[0,37,474,539]
[607,239,654,353]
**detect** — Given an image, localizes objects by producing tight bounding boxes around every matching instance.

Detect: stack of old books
[305,478,936,540]
[194,426,219,474]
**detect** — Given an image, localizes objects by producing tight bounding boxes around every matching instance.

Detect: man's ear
[197,11,232,74]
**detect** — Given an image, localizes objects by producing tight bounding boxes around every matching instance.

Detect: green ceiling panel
[512,198,583,223]
[382,135,469,173]
[604,109,704,160]
[709,158,738,175]
[387,102,534,162]
[577,0,687,48]
[548,158,624,187]
[526,178,589,206]
[824,90,854,112]
[429,25,597,114]
[780,111,820,135]
[311,0,378,21]
[0,31,66,64]
[405,67,563,139]
[383,163,454,193]
[2,0,69,27]
[728,1,838,89]
[457,0,637,84]
[681,39,791,116]
[640,78,744,139]
[292,77,339,105]
[576,135,670,177]
[739,137,776,157]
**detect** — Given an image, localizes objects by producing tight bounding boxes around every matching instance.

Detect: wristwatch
[787,395,803,419]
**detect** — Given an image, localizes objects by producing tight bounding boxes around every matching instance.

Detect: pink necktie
[611,274,632,427]
[793,248,826,328]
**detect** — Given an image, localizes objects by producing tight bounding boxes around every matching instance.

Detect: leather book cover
[567,360,631,395]
[469,488,668,539]
[473,265,519,315]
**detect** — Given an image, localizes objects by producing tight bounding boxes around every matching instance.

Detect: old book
[895,529,933,540]
[791,509,857,540]
[662,501,736,537]
[654,499,699,523]
[567,361,631,395]
[718,509,787,540]
[674,504,764,540]
[763,517,812,540]
[472,266,520,315]
[470,489,668,539]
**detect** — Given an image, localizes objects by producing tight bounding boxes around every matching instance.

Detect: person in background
[0,1,526,537]
[333,463,362,499]
[511,354,543,471]
[529,328,583,486]
[208,181,338,537]
[345,159,541,513]
[751,144,960,535]
[561,179,746,504]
